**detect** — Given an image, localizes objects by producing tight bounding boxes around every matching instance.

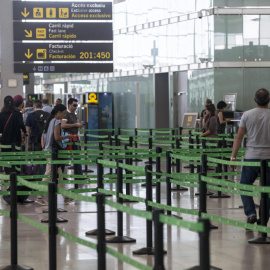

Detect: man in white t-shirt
[230,88,270,226]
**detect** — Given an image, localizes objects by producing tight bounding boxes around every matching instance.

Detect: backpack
[33,111,49,144]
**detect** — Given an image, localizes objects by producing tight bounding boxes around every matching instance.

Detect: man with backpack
[26,99,49,151]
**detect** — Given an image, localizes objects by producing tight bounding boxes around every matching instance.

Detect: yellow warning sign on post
[88,93,98,104]
[33,8,43,18]
[59,8,69,18]
[36,28,46,39]
[46,8,56,18]
[36,49,47,60]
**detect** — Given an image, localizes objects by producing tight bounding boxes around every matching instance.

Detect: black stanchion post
[166,151,172,216]
[83,130,93,173]
[209,162,230,199]
[153,209,166,270]
[133,129,142,162]
[106,161,136,243]
[73,141,79,190]
[118,127,121,136]
[249,160,270,244]
[48,182,57,270]
[199,172,207,219]
[156,147,162,203]
[0,173,34,270]
[108,135,113,175]
[179,127,183,136]
[96,194,106,270]
[42,148,68,221]
[86,160,115,236]
[133,165,155,255]
[171,139,188,192]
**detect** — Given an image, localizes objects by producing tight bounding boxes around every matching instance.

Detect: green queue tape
[118,162,145,173]
[57,187,96,203]
[0,208,10,217]
[208,157,260,167]
[58,229,97,250]
[148,201,199,216]
[17,176,48,192]
[119,193,146,203]
[17,213,49,233]
[171,179,199,188]
[106,247,152,270]
[159,214,204,232]
[98,188,117,196]
[201,213,270,233]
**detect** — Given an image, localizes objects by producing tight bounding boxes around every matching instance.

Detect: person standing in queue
[36,104,75,205]
[0,96,28,204]
[199,104,218,140]
[199,98,212,132]
[216,101,230,134]
[230,88,270,226]
[61,98,85,177]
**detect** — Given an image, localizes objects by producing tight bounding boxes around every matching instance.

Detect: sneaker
[35,197,48,206]
[64,198,75,205]
[2,196,10,205]
[246,215,257,230]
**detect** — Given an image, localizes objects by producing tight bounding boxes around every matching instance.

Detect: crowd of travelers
[0,89,269,227]
[0,95,85,205]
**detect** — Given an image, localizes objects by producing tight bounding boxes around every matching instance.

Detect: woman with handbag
[37,104,75,205]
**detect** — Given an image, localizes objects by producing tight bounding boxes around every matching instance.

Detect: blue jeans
[240,159,270,223]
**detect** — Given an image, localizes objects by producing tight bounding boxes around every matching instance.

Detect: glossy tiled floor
[0,162,270,270]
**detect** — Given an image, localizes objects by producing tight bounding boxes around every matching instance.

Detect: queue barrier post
[83,129,94,173]
[153,209,166,270]
[133,165,155,255]
[86,159,115,236]
[209,161,230,199]
[42,148,68,222]
[48,182,57,270]
[155,147,162,203]
[96,194,106,270]
[0,173,34,270]
[166,151,172,216]
[171,139,188,192]
[134,130,142,162]
[179,126,183,136]
[187,219,221,270]
[249,160,270,244]
[106,160,136,243]
[122,145,137,203]
[73,141,79,189]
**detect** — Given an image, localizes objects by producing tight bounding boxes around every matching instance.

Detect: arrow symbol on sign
[24,30,32,38]
[32,66,37,71]
[25,49,33,59]
[21,8,30,18]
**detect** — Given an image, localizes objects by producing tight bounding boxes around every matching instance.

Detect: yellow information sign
[33,8,43,18]
[36,28,46,39]
[88,93,98,104]
[36,49,47,60]
[46,8,56,18]
[59,8,69,18]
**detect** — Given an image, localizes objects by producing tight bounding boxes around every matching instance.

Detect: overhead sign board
[13,1,112,21]
[14,63,113,73]
[13,22,113,41]
[14,43,113,62]
[13,1,113,73]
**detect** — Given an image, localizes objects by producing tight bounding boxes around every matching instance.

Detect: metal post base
[209,193,230,199]
[239,204,259,209]
[249,236,270,244]
[122,199,139,203]
[86,229,115,236]
[83,169,94,173]
[195,191,214,196]
[41,216,68,223]
[0,265,34,270]
[92,192,112,197]
[133,158,143,162]
[145,161,156,164]
[210,224,218,230]
[171,186,188,191]
[106,236,136,243]
[141,183,156,187]
[43,208,67,213]
[133,247,166,255]
[186,265,222,270]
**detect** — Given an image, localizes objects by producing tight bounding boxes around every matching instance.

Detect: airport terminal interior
[1,0,270,269]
